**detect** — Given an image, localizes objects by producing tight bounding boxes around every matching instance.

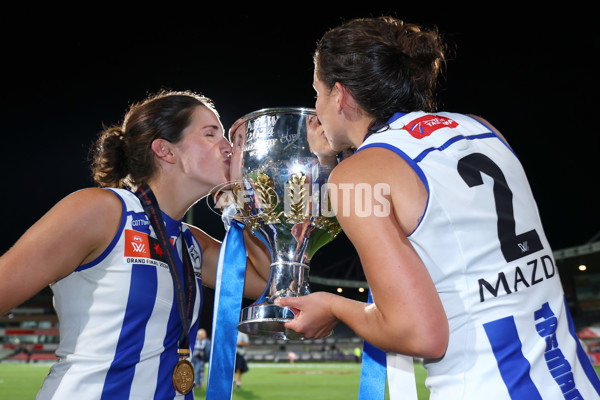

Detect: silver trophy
[228,107,341,340]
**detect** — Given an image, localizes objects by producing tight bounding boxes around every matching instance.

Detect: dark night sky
[2,6,599,265]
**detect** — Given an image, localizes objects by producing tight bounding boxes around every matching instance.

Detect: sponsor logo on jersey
[131,212,151,228]
[403,115,458,138]
[123,229,169,269]
[478,254,556,302]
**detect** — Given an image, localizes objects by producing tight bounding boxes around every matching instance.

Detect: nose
[220,138,233,159]
[308,114,322,128]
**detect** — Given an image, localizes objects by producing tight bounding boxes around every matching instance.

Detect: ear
[151,139,176,164]
[334,82,361,119]
[333,82,348,113]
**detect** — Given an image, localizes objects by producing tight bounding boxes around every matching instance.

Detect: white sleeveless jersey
[359,112,600,399]
[37,188,203,400]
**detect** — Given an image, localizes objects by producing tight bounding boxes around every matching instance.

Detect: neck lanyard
[134,184,195,351]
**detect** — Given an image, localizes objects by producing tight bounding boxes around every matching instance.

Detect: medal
[173,349,195,395]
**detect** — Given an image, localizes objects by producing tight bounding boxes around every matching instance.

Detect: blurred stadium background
[1,5,599,398]
[2,202,600,367]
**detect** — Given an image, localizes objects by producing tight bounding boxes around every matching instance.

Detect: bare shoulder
[330,147,390,182]
[330,146,417,185]
[59,186,121,205]
[56,188,123,225]
[330,146,427,235]
[0,188,125,298]
[468,114,511,147]
[53,188,124,264]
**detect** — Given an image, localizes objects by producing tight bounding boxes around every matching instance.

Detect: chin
[326,137,342,153]
[216,176,233,191]
[329,143,345,153]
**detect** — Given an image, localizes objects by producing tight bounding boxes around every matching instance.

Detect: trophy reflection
[228,108,341,340]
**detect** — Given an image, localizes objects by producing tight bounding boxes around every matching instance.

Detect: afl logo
[124,229,151,258]
[403,115,458,139]
[132,235,144,243]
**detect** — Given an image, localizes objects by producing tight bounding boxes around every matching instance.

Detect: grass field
[0,361,599,399]
[0,361,425,399]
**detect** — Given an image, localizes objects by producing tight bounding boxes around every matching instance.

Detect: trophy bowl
[228,107,341,340]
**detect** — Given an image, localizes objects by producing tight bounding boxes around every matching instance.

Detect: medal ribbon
[386,353,418,400]
[135,184,195,352]
[206,219,247,400]
[358,289,387,399]
[358,289,418,400]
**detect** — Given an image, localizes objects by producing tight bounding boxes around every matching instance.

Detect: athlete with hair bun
[0,90,270,399]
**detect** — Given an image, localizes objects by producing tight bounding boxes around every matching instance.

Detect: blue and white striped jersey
[359,112,600,399]
[37,188,203,400]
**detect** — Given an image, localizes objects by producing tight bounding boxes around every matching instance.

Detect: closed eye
[203,125,222,137]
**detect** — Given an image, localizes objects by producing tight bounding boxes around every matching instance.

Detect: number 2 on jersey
[457,152,543,262]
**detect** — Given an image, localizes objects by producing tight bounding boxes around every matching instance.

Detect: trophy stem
[238,261,309,340]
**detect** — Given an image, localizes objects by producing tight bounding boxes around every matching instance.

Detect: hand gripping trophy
[228,108,341,340]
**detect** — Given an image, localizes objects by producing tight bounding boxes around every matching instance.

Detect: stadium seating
[245,323,364,362]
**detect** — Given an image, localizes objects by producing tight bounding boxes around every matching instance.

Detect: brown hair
[90,90,217,189]
[314,16,447,129]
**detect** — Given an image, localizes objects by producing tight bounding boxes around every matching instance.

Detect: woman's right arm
[188,224,271,299]
[0,188,123,315]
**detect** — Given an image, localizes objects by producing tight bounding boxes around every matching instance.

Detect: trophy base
[238,303,305,340]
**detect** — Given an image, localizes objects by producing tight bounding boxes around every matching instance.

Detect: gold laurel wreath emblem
[255,172,282,224]
[234,171,319,227]
[233,182,260,230]
[284,172,307,224]
[311,192,341,236]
